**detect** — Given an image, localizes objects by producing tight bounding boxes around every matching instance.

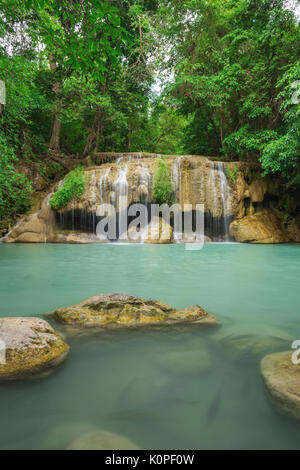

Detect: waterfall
[139,163,152,205]
[172,156,182,203]
[217,162,231,239]
[206,160,231,241]
[171,156,183,242]
[98,167,111,204]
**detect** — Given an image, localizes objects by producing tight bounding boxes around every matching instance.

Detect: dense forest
[0,0,299,234]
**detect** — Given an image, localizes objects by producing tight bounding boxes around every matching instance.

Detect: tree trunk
[49,111,61,150]
[49,55,61,151]
[83,108,102,157]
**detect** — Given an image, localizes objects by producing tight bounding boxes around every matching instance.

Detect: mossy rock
[0,317,69,380]
[48,293,220,328]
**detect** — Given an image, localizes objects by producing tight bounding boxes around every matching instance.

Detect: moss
[0,338,69,378]
[50,166,89,211]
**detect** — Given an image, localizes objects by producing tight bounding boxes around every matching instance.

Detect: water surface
[0,243,299,449]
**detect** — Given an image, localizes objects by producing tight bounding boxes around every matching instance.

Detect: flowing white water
[113,165,128,213]
[172,156,182,203]
[206,160,231,241]
[172,156,183,242]
[98,167,111,204]
[116,154,124,164]
[217,162,231,238]
[139,163,152,205]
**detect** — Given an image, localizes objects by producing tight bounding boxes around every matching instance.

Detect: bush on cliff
[50,167,88,211]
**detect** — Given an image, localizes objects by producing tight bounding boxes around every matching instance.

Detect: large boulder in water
[261,351,300,419]
[49,294,220,328]
[229,209,288,243]
[0,317,69,380]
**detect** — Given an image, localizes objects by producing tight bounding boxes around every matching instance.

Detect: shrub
[226,165,239,184]
[0,135,33,220]
[50,167,88,210]
[152,157,173,205]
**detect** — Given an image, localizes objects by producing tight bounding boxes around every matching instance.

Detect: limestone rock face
[249,179,267,203]
[2,193,55,243]
[50,293,220,328]
[229,209,288,243]
[3,153,298,244]
[125,216,173,243]
[261,351,300,420]
[0,317,69,380]
[285,218,300,243]
[143,216,173,244]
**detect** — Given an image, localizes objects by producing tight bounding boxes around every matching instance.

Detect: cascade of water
[98,167,111,204]
[172,156,182,203]
[113,165,128,216]
[217,162,231,239]
[171,156,183,241]
[206,159,231,241]
[139,163,151,205]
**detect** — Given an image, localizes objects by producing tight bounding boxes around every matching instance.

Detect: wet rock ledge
[261,351,300,420]
[48,293,220,328]
[0,317,69,380]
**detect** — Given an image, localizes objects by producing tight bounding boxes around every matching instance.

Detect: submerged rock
[0,317,69,380]
[67,429,139,450]
[229,209,288,243]
[219,333,290,363]
[261,351,300,420]
[155,347,213,377]
[49,294,220,328]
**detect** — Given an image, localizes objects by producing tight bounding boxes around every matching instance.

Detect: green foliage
[152,157,173,205]
[158,0,300,182]
[38,161,64,181]
[0,135,33,220]
[50,167,88,210]
[260,63,300,184]
[226,165,239,184]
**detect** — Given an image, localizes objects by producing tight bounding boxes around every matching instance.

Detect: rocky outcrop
[49,293,220,328]
[144,216,173,244]
[0,317,69,380]
[261,351,300,420]
[3,153,299,244]
[125,216,173,243]
[229,209,289,243]
[249,178,267,203]
[2,193,55,243]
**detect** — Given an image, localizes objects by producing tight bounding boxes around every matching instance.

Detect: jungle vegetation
[0,0,299,225]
